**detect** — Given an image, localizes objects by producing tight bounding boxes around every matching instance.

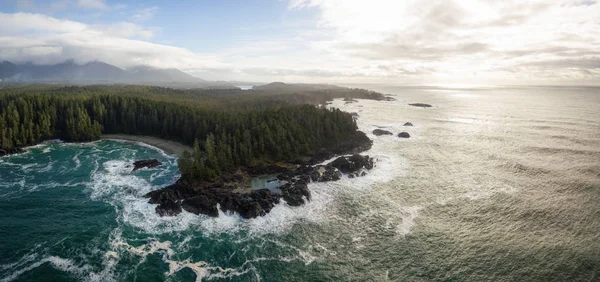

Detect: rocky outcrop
[0,148,25,157]
[344,97,358,104]
[329,154,374,174]
[145,153,376,219]
[398,132,411,138]
[302,131,372,165]
[404,122,413,126]
[408,103,432,108]
[132,159,162,171]
[280,180,310,207]
[373,129,393,136]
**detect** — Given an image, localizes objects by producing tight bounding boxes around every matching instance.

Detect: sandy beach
[100,134,192,156]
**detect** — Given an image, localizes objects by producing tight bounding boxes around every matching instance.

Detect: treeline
[0,85,361,180]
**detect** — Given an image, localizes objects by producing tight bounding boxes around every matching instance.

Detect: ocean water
[1,86,599,281]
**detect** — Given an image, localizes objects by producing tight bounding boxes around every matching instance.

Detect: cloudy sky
[1,0,599,85]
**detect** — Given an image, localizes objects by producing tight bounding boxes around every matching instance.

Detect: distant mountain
[252,82,343,92]
[128,65,205,84]
[0,60,232,88]
[0,61,18,78]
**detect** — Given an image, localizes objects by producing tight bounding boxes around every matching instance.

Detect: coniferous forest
[0,85,384,181]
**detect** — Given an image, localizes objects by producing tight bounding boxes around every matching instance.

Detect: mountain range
[0,60,233,88]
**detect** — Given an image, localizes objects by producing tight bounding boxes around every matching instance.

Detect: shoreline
[100,134,192,156]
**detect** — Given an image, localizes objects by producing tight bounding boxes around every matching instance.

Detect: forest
[0,84,380,181]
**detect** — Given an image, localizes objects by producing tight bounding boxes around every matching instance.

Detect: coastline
[100,134,192,156]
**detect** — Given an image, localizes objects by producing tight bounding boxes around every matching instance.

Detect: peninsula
[0,83,393,218]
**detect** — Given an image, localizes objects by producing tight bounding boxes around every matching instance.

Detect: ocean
[1,86,599,281]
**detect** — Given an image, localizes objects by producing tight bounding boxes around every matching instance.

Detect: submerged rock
[404,122,413,126]
[132,159,162,171]
[408,103,432,108]
[373,129,393,136]
[398,132,411,138]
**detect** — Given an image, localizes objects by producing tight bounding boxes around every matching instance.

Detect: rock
[132,159,162,171]
[0,147,25,157]
[408,103,432,108]
[238,189,279,218]
[182,195,218,217]
[398,132,411,138]
[329,154,374,174]
[280,181,310,206]
[308,166,341,182]
[155,199,182,217]
[403,122,413,126]
[373,129,393,136]
[146,130,375,219]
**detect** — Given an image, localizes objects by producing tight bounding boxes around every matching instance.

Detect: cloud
[131,6,159,22]
[1,1,600,85]
[289,0,600,84]
[0,12,224,70]
[76,0,107,10]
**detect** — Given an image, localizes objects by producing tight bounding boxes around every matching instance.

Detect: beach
[100,134,192,156]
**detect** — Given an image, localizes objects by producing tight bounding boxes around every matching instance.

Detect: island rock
[132,159,162,171]
[398,132,411,138]
[408,103,432,108]
[404,122,413,126]
[373,129,393,136]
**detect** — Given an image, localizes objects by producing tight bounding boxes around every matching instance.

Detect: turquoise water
[1,87,600,281]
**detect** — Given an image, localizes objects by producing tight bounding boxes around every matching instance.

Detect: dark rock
[373,129,393,136]
[408,103,432,108]
[403,122,413,126]
[147,130,374,219]
[280,181,310,206]
[309,166,341,182]
[329,154,374,174]
[155,199,182,217]
[237,189,279,218]
[305,131,372,165]
[132,159,162,171]
[182,195,219,217]
[0,147,25,157]
[398,132,411,138]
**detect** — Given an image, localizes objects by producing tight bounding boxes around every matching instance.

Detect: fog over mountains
[0,60,233,88]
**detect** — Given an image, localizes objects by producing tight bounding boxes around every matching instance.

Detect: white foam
[0,256,92,282]
[72,151,82,169]
[103,138,173,158]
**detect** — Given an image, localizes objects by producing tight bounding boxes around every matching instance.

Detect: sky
[0,0,599,85]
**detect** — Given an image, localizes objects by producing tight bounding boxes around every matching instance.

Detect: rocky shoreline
[144,130,375,219]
